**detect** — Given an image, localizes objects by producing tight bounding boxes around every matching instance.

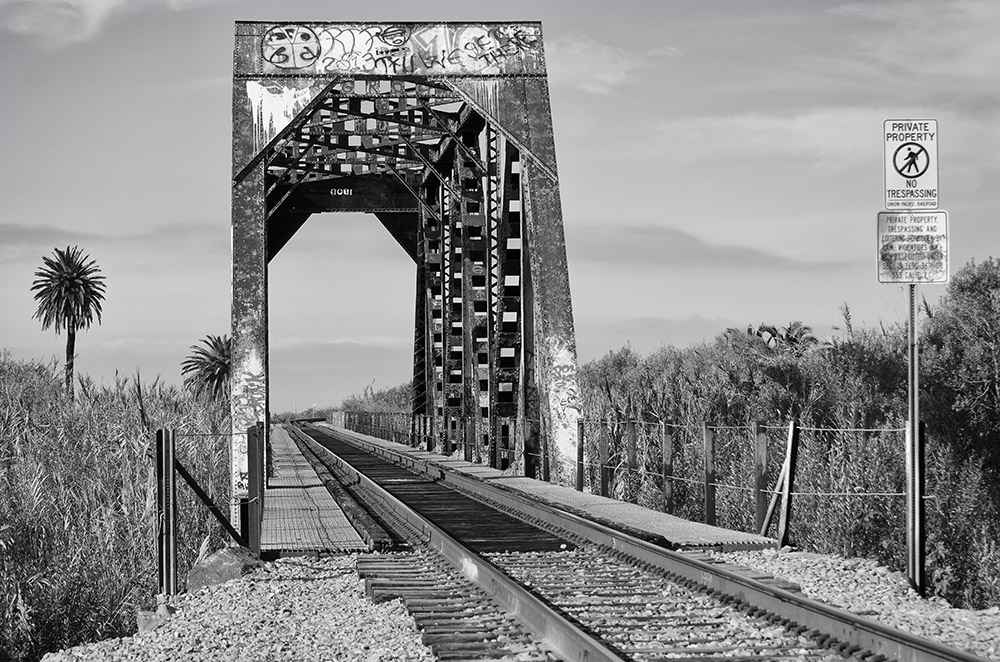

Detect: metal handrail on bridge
[338,410,927,593]
[153,425,264,597]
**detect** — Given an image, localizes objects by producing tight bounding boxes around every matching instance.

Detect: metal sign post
[880,119,947,595]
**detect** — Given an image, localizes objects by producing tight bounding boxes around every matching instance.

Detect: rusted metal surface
[238,22,546,78]
[231,22,582,521]
[230,162,268,521]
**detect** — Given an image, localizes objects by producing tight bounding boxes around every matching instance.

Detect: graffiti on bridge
[261,23,543,76]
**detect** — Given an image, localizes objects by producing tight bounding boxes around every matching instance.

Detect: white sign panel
[877,211,948,283]
[884,119,938,210]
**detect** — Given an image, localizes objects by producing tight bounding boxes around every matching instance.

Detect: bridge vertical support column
[231,161,269,525]
[447,70,581,486]
[522,153,580,486]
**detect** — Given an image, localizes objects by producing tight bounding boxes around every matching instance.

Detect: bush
[576,310,999,608]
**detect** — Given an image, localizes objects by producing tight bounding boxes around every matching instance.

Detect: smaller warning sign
[884,119,938,210]
[877,211,948,284]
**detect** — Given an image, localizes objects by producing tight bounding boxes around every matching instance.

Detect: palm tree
[31,246,107,400]
[780,321,819,348]
[182,334,232,402]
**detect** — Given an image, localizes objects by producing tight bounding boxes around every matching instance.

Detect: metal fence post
[576,419,585,492]
[246,422,263,555]
[155,429,164,594]
[155,429,177,596]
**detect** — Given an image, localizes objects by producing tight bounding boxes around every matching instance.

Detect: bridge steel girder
[231,21,581,520]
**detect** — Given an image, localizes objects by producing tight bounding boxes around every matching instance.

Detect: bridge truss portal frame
[230,21,580,520]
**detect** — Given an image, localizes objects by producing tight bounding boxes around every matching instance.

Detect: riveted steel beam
[232,23,582,521]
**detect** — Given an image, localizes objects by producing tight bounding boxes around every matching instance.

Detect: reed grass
[577,333,1000,609]
[0,352,230,662]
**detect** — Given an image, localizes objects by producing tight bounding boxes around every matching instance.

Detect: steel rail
[291,425,627,662]
[326,425,989,662]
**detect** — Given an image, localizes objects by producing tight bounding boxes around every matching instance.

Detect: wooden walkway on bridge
[260,427,367,558]
[293,423,776,552]
[258,421,776,558]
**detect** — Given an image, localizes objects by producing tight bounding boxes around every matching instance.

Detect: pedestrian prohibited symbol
[884,119,938,210]
[893,142,929,178]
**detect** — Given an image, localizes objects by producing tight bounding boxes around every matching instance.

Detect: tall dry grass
[577,330,1000,609]
[0,352,230,662]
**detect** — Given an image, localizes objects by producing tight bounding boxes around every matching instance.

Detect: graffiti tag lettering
[260,23,543,76]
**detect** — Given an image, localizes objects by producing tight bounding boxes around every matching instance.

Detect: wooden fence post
[754,421,769,534]
[777,419,800,548]
[626,420,638,503]
[704,422,716,526]
[599,419,609,497]
[576,419,585,492]
[627,421,637,471]
[661,422,673,514]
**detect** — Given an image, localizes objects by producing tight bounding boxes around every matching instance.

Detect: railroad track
[287,423,988,662]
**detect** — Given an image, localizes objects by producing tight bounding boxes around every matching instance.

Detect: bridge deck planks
[316,423,777,551]
[261,427,368,556]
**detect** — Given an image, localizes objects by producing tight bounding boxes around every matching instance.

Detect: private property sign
[877,211,948,283]
[884,119,938,210]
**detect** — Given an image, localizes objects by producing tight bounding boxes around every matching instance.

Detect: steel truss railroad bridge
[230,21,580,515]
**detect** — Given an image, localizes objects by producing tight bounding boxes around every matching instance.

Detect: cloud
[0,0,134,44]
[0,0,233,45]
[0,221,226,265]
[833,0,1000,86]
[569,223,854,271]
[645,107,884,170]
[0,222,99,245]
[271,336,410,350]
[0,223,104,263]
[546,34,677,95]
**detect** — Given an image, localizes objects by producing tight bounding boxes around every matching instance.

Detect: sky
[1,0,998,413]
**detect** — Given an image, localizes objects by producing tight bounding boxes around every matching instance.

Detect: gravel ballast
[40,548,1000,661]
[711,548,1000,660]
[42,555,436,662]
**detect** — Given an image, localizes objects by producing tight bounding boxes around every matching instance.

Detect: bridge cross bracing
[231,21,580,521]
